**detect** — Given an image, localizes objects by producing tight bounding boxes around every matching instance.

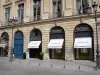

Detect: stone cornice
[0,13,100,29]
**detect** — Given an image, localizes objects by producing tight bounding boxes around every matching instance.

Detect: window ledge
[3,2,12,7]
[15,0,25,3]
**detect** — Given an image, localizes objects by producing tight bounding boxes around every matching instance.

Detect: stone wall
[0,17,97,61]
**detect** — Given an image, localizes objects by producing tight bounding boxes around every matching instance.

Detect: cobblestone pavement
[0,57,100,75]
[11,57,97,71]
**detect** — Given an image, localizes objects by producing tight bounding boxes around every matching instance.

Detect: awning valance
[48,39,64,49]
[74,37,92,48]
[28,41,41,48]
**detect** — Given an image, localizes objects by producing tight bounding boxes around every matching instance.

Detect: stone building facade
[0,0,100,61]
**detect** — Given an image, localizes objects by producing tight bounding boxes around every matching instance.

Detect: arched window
[50,26,64,39]
[29,29,42,59]
[30,29,42,41]
[74,23,94,60]
[0,32,9,56]
[74,23,93,38]
[1,32,9,41]
[49,26,65,60]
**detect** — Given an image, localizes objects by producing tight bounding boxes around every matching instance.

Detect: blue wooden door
[14,31,23,58]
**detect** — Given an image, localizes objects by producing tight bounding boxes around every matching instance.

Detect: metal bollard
[94,67,98,71]
[79,66,80,70]
[50,64,53,67]
[38,63,40,66]
[63,65,66,68]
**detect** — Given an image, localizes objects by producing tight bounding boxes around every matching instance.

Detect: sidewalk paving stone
[0,57,99,72]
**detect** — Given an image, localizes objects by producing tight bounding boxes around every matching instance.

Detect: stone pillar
[8,29,13,58]
[72,0,77,15]
[11,0,16,19]
[41,24,52,60]
[64,0,73,16]
[24,0,31,22]
[42,0,50,20]
[23,27,30,59]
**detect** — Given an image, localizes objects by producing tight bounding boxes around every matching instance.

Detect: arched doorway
[0,32,9,56]
[28,29,42,59]
[14,31,24,58]
[48,26,65,60]
[74,23,94,60]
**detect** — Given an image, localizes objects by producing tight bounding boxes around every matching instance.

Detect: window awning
[48,39,64,49]
[0,44,7,48]
[28,41,41,48]
[74,37,92,48]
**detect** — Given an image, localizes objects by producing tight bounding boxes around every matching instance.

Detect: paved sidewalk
[0,57,98,72]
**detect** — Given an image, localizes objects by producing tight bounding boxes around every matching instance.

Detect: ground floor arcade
[0,18,98,61]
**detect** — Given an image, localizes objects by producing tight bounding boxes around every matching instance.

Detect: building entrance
[49,26,65,60]
[29,49,40,58]
[0,32,9,57]
[0,47,3,56]
[74,48,92,60]
[74,23,94,61]
[29,29,42,59]
[14,31,23,58]
[49,49,64,59]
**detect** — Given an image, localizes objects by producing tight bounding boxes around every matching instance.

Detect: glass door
[75,48,90,60]
[79,48,89,60]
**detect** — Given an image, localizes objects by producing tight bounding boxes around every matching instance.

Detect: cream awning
[28,41,41,48]
[74,37,92,48]
[48,39,64,49]
[0,44,7,48]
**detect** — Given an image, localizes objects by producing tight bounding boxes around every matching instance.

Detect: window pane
[18,4,24,20]
[5,7,10,21]
[33,0,41,20]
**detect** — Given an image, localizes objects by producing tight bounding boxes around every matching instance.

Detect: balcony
[0,9,93,28]
[1,18,20,27]
[30,15,42,22]
[1,21,12,26]
[49,11,64,19]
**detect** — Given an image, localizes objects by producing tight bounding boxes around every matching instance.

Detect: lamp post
[86,2,100,69]
[9,17,18,62]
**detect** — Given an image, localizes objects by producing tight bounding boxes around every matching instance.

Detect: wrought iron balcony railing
[49,11,64,19]
[1,18,24,26]
[30,15,42,21]
[1,9,94,27]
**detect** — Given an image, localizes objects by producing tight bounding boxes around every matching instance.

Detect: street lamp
[86,2,100,69]
[9,17,18,62]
